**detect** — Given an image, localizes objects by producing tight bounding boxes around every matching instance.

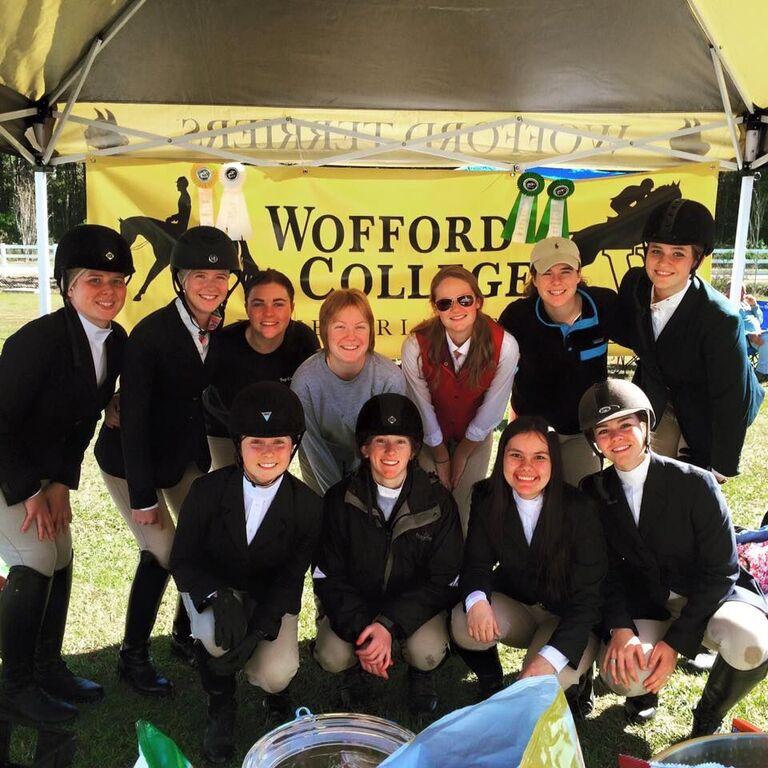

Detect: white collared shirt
[650,279,692,339]
[375,481,404,522]
[446,334,471,373]
[175,297,209,361]
[615,453,651,526]
[401,329,519,447]
[513,490,543,545]
[464,490,568,674]
[242,474,283,545]
[77,312,112,386]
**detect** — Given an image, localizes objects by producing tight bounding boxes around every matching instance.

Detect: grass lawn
[1,291,767,767]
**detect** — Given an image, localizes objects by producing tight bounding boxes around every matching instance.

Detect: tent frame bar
[0,108,38,124]
[0,124,36,163]
[687,0,754,112]
[709,46,743,168]
[45,111,739,172]
[47,0,149,105]
[42,38,103,164]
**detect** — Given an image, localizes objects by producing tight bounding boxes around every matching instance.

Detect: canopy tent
[1,0,767,310]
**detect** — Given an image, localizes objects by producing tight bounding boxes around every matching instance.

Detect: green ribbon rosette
[501,172,545,243]
[535,178,575,241]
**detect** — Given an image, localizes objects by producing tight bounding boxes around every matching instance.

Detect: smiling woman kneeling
[451,415,606,719]
[313,394,463,715]
[170,382,322,764]
[579,379,768,735]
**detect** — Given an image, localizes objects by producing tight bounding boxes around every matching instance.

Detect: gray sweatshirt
[290,351,407,494]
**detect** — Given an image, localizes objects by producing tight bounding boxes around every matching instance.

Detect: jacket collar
[343,463,443,519]
[634,271,703,343]
[603,452,666,539]
[63,303,98,393]
[220,467,293,555]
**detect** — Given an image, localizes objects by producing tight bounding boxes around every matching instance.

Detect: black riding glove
[212,588,247,651]
[208,625,266,675]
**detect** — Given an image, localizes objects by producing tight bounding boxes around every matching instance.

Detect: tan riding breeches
[100,464,202,570]
[183,592,299,694]
[451,591,599,690]
[419,434,494,536]
[558,432,602,488]
[600,595,768,698]
[313,612,451,674]
[207,436,237,471]
[0,484,72,576]
[650,405,689,461]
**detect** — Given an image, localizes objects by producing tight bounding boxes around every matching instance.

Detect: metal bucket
[242,709,414,768]
[653,733,768,766]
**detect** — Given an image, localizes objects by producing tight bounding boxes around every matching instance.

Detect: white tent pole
[34,170,51,316]
[47,0,148,105]
[42,38,102,164]
[0,125,36,164]
[710,47,743,169]
[729,174,755,307]
[750,153,768,171]
[687,0,753,112]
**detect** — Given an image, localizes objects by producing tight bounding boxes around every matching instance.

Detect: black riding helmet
[642,199,715,271]
[170,225,241,299]
[54,224,134,297]
[579,378,656,453]
[355,393,424,454]
[229,381,305,449]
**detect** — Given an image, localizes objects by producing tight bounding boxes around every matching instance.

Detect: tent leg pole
[35,170,51,317]
[729,174,755,308]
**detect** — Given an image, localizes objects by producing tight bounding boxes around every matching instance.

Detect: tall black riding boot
[34,555,103,704]
[565,666,594,721]
[408,667,439,714]
[197,645,236,765]
[0,566,77,724]
[690,654,768,737]
[455,646,504,700]
[624,692,658,724]
[117,551,173,696]
[170,594,196,667]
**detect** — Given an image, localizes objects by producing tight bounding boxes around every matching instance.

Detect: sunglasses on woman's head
[434,294,476,312]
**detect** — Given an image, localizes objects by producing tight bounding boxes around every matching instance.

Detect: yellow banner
[64,104,736,169]
[86,158,718,359]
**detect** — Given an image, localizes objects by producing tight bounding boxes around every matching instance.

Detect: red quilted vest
[416,319,505,443]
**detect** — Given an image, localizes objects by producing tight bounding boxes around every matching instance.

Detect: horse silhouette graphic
[120,216,180,302]
[572,180,681,289]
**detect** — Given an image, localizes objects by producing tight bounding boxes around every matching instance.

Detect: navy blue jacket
[615,268,763,475]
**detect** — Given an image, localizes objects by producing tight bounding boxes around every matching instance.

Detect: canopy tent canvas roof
[1,0,767,313]
[1,0,767,171]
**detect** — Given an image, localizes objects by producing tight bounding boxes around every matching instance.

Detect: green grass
[1,292,767,767]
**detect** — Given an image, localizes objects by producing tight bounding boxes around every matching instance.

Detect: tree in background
[715,171,768,248]
[0,155,85,244]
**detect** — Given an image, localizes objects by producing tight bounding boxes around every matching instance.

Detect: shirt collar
[512,490,544,516]
[650,278,692,312]
[376,481,404,500]
[242,473,284,506]
[445,332,471,357]
[175,297,201,340]
[76,312,112,345]
[615,452,651,489]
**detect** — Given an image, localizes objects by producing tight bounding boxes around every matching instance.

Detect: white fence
[0,244,56,273]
